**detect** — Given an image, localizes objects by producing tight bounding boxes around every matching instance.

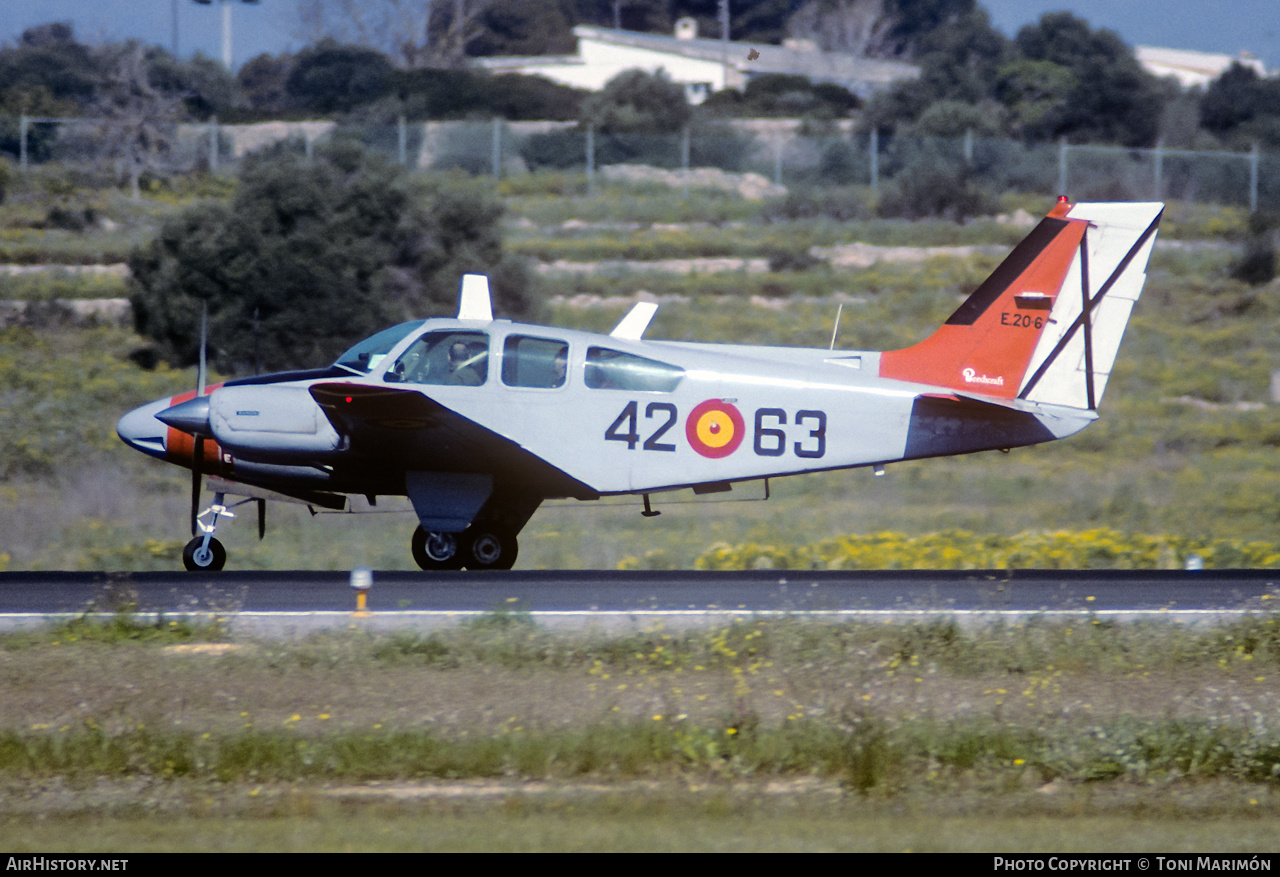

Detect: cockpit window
[334,321,425,375]
[502,335,568,389]
[584,347,684,392]
[384,330,489,386]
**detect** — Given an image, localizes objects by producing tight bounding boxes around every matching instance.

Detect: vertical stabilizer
[878,201,1163,412]
[879,208,1089,399]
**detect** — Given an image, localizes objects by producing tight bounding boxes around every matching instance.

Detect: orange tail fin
[879,204,1087,399]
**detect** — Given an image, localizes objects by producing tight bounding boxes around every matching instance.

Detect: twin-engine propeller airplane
[117,199,1163,571]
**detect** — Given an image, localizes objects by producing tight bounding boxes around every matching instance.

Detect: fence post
[869,127,878,191]
[773,136,783,186]
[1153,139,1163,201]
[18,114,27,172]
[398,114,407,166]
[209,116,219,173]
[1058,138,1068,196]
[963,128,973,165]
[1249,144,1259,213]
[491,117,501,179]
[586,124,595,196]
[680,125,690,197]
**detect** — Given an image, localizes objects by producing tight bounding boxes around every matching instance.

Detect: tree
[144,49,240,121]
[581,68,691,133]
[1014,12,1166,146]
[295,0,500,69]
[94,42,185,200]
[237,52,294,115]
[785,0,976,59]
[466,0,577,56]
[1200,62,1280,147]
[0,22,100,105]
[285,40,396,113]
[129,142,533,373]
[862,7,1010,131]
[701,73,858,118]
[996,57,1077,142]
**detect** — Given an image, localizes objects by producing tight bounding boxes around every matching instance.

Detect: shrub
[129,142,532,373]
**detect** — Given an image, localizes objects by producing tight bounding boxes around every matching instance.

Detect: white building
[1135,46,1269,88]
[475,19,918,105]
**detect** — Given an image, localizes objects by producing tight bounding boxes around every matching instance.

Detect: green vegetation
[129,144,533,373]
[694,529,1280,571]
[0,617,1278,850]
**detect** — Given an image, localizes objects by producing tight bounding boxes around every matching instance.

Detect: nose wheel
[183,536,226,571]
[180,491,242,571]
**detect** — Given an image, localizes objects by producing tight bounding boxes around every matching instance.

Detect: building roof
[1135,45,1269,88]
[571,25,918,96]
[475,24,917,100]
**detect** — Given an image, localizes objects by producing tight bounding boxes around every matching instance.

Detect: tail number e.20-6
[604,400,826,460]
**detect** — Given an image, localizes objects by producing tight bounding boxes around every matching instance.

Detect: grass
[3,794,1276,852]
[0,617,1278,850]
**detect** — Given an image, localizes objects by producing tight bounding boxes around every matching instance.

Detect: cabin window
[502,335,568,389]
[384,330,489,386]
[584,347,684,392]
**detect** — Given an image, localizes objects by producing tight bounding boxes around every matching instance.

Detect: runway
[1,569,1276,635]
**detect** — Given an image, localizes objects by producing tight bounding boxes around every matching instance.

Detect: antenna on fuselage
[611,301,658,341]
[829,302,844,350]
[457,274,494,321]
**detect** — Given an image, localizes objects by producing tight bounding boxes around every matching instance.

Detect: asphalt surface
[1,569,1276,616]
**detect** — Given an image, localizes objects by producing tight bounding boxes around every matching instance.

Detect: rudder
[1017,202,1163,410]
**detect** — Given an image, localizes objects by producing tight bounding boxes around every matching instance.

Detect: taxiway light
[350,566,373,615]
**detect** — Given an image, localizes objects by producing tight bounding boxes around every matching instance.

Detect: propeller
[191,301,208,537]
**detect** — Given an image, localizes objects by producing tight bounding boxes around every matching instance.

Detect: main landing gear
[411,525,518,571]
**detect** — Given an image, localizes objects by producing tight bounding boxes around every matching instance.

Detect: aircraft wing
[308,382,595,499]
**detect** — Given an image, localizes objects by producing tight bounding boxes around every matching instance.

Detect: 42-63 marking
[605,400,826,460]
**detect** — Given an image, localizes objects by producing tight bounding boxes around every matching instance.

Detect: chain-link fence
[3,114,1275,209]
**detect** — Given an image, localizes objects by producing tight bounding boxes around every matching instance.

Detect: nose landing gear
[183,491,234,571]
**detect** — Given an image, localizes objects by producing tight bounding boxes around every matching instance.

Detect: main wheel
[460,529,518,570]
[411,526,464,571]
[182,536,226,571]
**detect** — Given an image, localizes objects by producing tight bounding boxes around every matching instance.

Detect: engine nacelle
[209,385,343,462]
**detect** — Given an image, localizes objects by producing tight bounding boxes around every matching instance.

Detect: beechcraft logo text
[962,368,1005,387]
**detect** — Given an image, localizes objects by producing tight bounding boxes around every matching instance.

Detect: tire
[411,526,464,571]
[460,529,518,570]
[182,536,226,571]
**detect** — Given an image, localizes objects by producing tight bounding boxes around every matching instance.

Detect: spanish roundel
[686,400,745,458]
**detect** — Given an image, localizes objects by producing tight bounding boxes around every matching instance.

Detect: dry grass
[1,618,1279,850]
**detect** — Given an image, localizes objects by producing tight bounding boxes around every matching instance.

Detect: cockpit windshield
[333,321,426,375]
